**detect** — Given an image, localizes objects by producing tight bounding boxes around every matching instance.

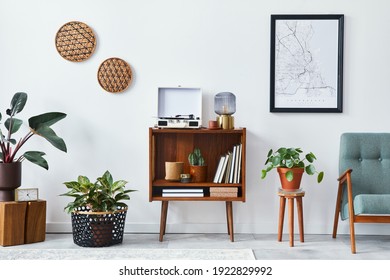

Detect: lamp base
[217,115,234,130]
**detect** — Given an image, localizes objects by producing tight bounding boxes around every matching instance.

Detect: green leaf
[305,164,316,175]
[5,118,23,134]
[271,155,281,166]
[305,153,315,163]
[28,112,66,130]
[261,169,267,179]
[8,92,27,117]
[286,171,294,182]
[34,125,67,152]
[0,112,2,121]
[277,147,287,154]
[78,176,90,185]
[63,181,80,190]
[23,151,48,169]
[285,159,294,168]
[317,171,324,183]
[113,180,128,191]
[267,149,273,157]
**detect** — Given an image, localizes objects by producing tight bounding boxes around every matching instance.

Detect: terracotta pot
[0,162,22,201]
[190,165,207,183]
[277,167,304,191]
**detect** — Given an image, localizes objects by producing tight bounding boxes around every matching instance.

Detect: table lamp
[214,92,236,129]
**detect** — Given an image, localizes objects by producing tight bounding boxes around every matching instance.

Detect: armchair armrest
[338,169,353,184]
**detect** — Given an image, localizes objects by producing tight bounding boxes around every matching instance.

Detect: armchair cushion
[342,194,390,219]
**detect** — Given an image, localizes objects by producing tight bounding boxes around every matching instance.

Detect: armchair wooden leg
[333,183,343,238]
[349,217,356,254]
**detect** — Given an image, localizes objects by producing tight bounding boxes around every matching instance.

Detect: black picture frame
[270,14,344,113]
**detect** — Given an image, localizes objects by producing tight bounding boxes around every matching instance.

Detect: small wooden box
[0,200,46,246]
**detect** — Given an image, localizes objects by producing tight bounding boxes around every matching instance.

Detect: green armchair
[333,133,390,253]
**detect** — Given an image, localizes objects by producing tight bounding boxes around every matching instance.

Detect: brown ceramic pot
[0,161,22,201]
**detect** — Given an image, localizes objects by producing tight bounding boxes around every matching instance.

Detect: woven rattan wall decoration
[97,57,133,93]
[55,21,96,62]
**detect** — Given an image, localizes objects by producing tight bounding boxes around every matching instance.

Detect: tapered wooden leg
[296,196,304,243]
[333,183,343,238]
[226,201,230,235]
[226,201,234,242]
[159,201,169,242]
[278,196,286,242]
[288,198,294,247]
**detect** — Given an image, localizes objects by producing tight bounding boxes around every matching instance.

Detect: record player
[156,87,202,129]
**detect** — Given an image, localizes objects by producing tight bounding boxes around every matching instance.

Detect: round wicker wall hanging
[55,21,96,62]
[97,57,133,93]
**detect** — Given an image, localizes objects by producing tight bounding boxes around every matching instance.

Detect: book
[237,143,242,183]
[163,189,203,193]
[229,145,237,183]
[162,192,204,197]
[234,143,242,183]
[213,155,226,183]
[210,187,238,193]
[225,151,233,183]
[218,153,230,183]
[210,192,238,197]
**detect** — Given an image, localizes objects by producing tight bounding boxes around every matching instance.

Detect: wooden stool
[277,189,305,247]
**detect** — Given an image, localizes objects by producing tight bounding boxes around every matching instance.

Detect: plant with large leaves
[61,170,136,213]
[0,92,67,169]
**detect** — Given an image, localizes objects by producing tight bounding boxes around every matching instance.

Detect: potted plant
[0,92,67,201]
[61,170,136,247]
[261,147,324,190]
[188,147,207,182]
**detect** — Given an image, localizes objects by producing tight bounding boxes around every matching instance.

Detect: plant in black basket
[61,170,136,247]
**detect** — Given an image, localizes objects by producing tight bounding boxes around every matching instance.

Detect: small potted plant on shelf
[261,147,324,190]
[61,170,136,247]
[188,147,207,182]
[0,92,67,201]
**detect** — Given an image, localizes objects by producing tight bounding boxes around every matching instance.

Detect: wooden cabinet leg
[288,198,294,247]
[226,201,230,235]
[159,201,169,242]
[278,197,286,242]
[226,201,234,242]
[296,197,304,243]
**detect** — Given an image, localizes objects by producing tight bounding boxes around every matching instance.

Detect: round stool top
[278,188,305,197]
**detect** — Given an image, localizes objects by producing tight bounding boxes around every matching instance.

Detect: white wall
[1,0,390,235]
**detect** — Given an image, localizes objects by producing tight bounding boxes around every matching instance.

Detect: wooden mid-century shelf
[149,127,246,241]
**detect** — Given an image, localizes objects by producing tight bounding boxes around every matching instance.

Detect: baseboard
[46,222,390,235]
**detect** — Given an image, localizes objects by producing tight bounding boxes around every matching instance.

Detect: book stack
[209,187,238,197]
[213,143,242,184]
[162,189,204,197]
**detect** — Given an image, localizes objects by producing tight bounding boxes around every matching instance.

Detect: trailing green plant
[61,170,136,213]
[261,147,324,183]
[188,147,205,166]
[0,92,67,169]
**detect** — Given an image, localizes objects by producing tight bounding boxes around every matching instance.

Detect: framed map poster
[270,14,344,112]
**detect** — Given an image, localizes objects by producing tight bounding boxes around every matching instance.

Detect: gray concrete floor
[4,233,390,259]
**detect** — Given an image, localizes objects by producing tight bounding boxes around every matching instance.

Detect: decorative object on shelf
[0,92,67,201]
[97,57,133,93]
[61,170,136,247]
[270,14,344,113]
[14,188,39,201]
[208,120,219,130]
[180,173,191,183]
[188,147,207,183]
[214,92,236,129]
[156,87,202,129]
[213,143,242,184]
[165,162,184,181]
[261,147,324,190]
[55,21,96,62]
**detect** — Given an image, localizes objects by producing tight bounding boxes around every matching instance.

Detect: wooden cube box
[0,200,46,246]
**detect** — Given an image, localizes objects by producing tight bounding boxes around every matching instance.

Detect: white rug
[0,248,255,260]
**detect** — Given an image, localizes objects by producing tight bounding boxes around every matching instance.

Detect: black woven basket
[71,207,127,247]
